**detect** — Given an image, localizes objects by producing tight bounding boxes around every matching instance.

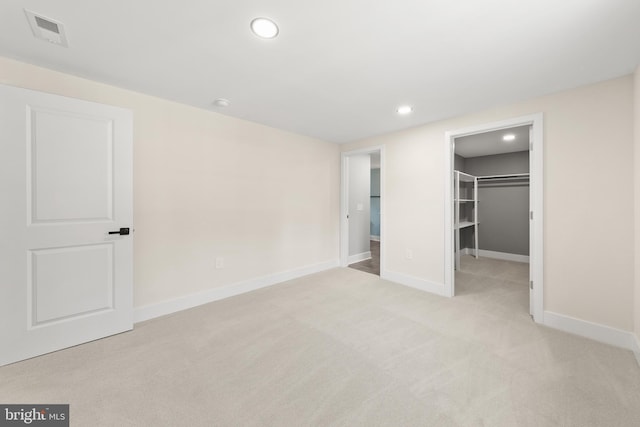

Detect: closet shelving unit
[454,171,478,270]
[454,171,530,270]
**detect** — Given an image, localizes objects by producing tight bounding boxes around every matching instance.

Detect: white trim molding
[382,270,449,297]
[544,311,640,352]
[461,247,529,263]
[634,335,640,367]
[134,259,339,323]
[476,249,529,263]
[370,235,380,242]
[348,251,371,265]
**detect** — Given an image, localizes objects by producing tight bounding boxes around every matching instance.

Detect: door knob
[108,227,130,235]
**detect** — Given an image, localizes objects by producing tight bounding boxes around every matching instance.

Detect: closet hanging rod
[476,173,530,180]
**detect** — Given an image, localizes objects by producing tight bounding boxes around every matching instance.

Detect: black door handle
[108,227,130,235]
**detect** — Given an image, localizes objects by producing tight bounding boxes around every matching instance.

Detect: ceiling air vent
[24,9,68,47]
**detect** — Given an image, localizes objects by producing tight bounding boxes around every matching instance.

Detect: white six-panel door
[0,84,133,366]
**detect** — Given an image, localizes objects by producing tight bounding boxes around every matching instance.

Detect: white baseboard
[543,311,639,352]
[634,335,640,367]
[370,235,380,242]
[134,259,339,323]
[479,249,529,263]
[382,270,449,297]
[461,247,529,263]
[348,251,371,265]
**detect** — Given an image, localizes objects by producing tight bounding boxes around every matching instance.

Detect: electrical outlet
[405,249,413,260]
[215,257,224,269]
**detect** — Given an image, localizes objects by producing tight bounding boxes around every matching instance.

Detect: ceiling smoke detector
[24,9,68,47]
[212,98,230,108]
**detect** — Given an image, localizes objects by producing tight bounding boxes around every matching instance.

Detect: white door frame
[340,145,386,277]
[444,114,544,323]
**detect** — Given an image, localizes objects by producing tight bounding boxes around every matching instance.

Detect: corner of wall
[634,64,640,363]
[382,270,449,297]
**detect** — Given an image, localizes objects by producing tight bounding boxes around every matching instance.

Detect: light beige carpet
[1,256,639,426]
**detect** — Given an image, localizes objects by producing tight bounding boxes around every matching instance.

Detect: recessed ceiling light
[250,17,279,39]
[502,134,516,142]
[396,105,413,115]
[212,98,230,108]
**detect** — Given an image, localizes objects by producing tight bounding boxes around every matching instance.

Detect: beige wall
[635,65,640,343]
[0,56,340,308]
[1,55,636,333]
[344,76,635,331]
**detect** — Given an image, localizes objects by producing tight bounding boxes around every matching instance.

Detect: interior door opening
[341,147,385,277]
[454,125,532,315]
[444,114,544,323]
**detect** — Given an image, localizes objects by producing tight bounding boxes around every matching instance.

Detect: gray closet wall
[457,151,529,256]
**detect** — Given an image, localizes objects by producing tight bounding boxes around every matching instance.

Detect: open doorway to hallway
[349,152,381,276]
[341,147,385,277]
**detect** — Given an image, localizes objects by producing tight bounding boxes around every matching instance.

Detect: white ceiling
[455,125,530,158]
[1,1,639,144]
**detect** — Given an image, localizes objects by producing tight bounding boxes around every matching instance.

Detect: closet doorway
[444,115,543,323]
[340,146,385,277]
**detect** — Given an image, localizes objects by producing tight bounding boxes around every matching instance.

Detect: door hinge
[529,280,533,289]
[529,211,533,220]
